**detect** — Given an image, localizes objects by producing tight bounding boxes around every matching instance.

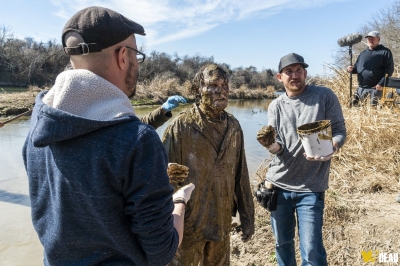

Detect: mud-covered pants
[168,234,230,266]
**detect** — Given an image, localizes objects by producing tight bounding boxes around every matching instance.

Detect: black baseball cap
[62,6,145,55]
[278,53,309,73]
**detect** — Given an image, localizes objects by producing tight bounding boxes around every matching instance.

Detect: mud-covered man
[162,63,255,265]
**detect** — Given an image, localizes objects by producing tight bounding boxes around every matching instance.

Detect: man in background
[23,6,194,265]
[347,30,394,106]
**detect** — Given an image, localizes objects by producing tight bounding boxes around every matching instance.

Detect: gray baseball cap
[365,31,380,38]
[278,53,309,73]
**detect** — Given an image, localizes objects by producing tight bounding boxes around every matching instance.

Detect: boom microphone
[337,33,363,108]
[337,33,363,47]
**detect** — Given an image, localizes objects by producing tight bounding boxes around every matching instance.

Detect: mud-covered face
[198,64,229,114]
[200,76,229,112]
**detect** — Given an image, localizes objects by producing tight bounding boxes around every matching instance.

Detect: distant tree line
[0,26,284,91]
[0,27,69,87]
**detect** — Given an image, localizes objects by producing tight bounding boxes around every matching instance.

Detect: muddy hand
[256,125,276,147]
[168,163,189,183]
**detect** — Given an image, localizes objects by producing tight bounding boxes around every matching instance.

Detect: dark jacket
[352,44,394,87]
[23,92,178,265]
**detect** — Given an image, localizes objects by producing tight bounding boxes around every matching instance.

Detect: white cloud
[51,0,349,46]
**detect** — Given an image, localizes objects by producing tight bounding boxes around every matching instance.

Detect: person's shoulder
[166,104,196,128]
[308,84,330,91]
[226,112,243,130]
[376,44,392,52]
[117,118,157,137]
[226,111,239,123]
[267,96,283,110]
[307,85,337,97]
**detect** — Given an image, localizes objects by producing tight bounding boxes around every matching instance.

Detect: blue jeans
[270,189,327,266]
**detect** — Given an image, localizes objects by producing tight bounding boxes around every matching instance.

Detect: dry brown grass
[322,64,400,195]
[229,85,276,99]
[0,85,45,116]
[134,73,192,105]
[134,74,277,105]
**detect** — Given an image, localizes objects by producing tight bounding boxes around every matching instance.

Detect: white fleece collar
[43,69,135,121]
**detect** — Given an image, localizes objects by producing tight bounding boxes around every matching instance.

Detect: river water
[0,99,274,265]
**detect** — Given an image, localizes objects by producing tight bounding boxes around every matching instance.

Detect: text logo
[361,250,399,263]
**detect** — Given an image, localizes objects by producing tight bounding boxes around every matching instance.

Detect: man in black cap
[347,30,394,106]
[256,53,346,265]
[23,6,194,265]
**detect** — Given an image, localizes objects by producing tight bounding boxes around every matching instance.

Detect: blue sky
[0,0,396,76]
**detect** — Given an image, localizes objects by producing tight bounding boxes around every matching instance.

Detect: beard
[285,79,306,93]
[125,59,138,98]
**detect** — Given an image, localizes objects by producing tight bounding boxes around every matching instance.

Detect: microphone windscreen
[337,33,363,47]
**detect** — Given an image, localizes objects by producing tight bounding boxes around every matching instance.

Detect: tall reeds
[134,73,277,105]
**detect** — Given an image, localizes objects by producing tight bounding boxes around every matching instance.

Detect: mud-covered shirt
[140,106,171,130]
[162,103,255,242]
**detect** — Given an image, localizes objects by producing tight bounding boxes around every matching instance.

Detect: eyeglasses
[116,46,146,63]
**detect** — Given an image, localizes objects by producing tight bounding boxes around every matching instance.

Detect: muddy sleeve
[235,129,255,235]
[267,101,284,155]
[140,107,171,130]
[162,122,183,165]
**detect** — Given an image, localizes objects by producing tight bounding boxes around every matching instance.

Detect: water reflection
[0,119,31,206]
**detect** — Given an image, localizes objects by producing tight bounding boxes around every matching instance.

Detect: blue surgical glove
[161,95,187,112]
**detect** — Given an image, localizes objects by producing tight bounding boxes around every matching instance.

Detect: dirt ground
[230,192,400,266]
